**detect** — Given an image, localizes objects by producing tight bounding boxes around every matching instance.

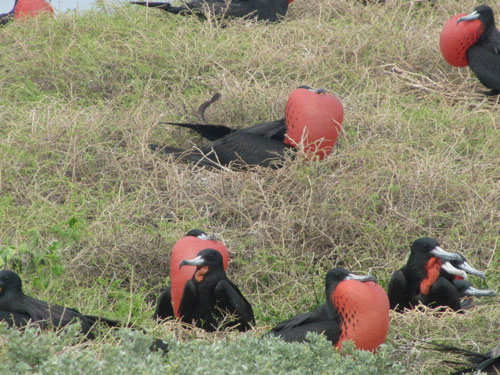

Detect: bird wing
[153,285,175,320]
[267,320,341,344]
[214,279,255,327]
[162,118,285,142]
[467,45,500,92]
[387,269,409,310]
[179,132,291,168]
[269,303,331,332]
[178,280,197,323]
[162,122,235,141]
[21,296,95,334]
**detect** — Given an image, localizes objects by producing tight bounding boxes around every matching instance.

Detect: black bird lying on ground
[429,341,500,375]
[130,0,292,22]
[177,249,254,331]
[0,270,120,338]
[387,237,466,312]
[266,267,389,351]
[0,270,168,351]
[151,86,343,169]
[152,111,289,169]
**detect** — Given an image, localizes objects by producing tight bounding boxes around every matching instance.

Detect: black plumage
[388,237,464,312]
[152,228,217,320]
[130,0,290,22]
[430,341,500,375]
[457,5,500,96]
[152,118,292,169]
[0,270,120,339]
[266,267,376,344]
[178,249,254,331]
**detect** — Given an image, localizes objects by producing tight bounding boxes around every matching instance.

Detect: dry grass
[1,0,500,373]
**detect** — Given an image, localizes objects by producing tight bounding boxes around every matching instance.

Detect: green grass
[1,0,500,373]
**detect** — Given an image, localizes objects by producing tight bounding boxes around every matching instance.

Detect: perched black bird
[456,5,500,96]
[266,267,390,351]
[0,270,120,338]
[177,248,254,331]
[430,341,500,375]
[153,228,224,320]
[130,0,292,23]
[388,237,465,312]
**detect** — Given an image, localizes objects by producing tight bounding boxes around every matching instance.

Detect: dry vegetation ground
[1,0,500,373]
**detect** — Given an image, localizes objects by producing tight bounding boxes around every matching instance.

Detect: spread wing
[214,279,255,330]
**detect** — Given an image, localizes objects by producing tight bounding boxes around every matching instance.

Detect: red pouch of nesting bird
[284,88,343,160]
[440,13,483,67]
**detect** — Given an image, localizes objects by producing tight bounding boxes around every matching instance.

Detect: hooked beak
[457,10,480,25]
[345,273,377,283]
[459,261,486,279]
[297,85,327,94]
[197,233,218,241]
[462,285,496,297]
[179,255,206,268]
[441,262,468,279]
[430,246,462,262]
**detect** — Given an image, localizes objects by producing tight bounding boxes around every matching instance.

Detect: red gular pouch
[332,280,390,352]
[14,0,54,20]
[440,14,484,67]
[284,88,344,160]
[170,236,229,318]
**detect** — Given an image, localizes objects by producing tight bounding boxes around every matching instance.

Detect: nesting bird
[440,5,500,95]
[130,0,293,23]
[267,267,389,352]
[388,237,467,312]
[174,249,254,331]
[0,270,119,338]
[152,86,344,169]
[154,229,229,320]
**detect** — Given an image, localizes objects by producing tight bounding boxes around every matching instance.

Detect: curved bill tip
[457,10,480,25]
[464,286,497,297]
[198,233,218,241]
[430,247,462,262]
[460,261,486,279]
[346,273,377,283]
[442,262,468,279]
[179,255,204,268]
